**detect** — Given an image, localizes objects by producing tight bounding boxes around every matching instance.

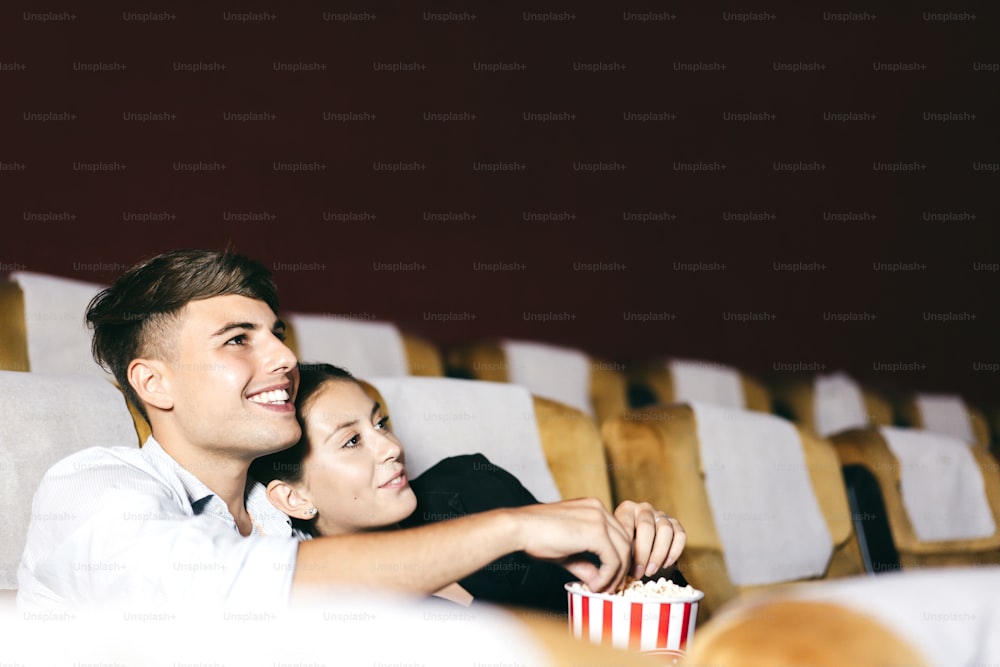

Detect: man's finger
[561,558,602,589]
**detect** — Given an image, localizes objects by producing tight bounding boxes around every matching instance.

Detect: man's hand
[614,501,686,580]
[508,497,633,594]
[295,497,684,600]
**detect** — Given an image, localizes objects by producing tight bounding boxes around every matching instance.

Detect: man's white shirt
[17,436,301,612]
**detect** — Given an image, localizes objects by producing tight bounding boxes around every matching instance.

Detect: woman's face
[296,380,417,536]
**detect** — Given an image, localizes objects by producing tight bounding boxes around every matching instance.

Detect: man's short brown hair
[86,249,279,419]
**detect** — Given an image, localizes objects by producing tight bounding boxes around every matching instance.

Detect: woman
[250,363,687,611]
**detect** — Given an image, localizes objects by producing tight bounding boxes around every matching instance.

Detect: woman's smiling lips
[379,471,408,489]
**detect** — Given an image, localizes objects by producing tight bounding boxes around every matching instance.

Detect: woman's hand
[613,501,686,580]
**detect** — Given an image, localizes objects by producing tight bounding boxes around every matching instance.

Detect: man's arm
[294,497,633,598]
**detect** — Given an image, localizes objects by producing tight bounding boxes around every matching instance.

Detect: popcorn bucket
[565,582,703,660]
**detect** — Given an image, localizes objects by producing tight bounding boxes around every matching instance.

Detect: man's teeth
[248,389,290,405]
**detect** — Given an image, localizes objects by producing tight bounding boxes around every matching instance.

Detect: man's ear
[266,479,317,520]
[128,358,173,411]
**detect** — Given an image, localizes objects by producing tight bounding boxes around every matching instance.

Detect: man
[18,249,685,611]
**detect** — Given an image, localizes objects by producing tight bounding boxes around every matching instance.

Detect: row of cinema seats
[3,270,995,441]
[0,271,447,380]
[2,272,999,634]
[3,372,997,664]
[451,345,1000,608]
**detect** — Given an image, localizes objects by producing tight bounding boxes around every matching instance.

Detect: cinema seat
[445,339,628,424]
[401,335,446,376]
[685,566,1000,667]
[830,426,1000,570]
[285,312,444,378]
[0,280,28,372]
[361,376,614,510]
[992,406,1000,462]
[601,403,864,619]
[0,371,143,597]
[772,371,893,437]
[627,358,771,413]
[0,272,109,377]
[895,392,991,448]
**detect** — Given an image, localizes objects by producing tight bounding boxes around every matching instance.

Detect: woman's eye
[375,416,390,431]
[344,434,361,448]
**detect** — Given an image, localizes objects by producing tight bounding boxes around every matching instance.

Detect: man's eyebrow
[211,322,257,337]
[211,319,285,337]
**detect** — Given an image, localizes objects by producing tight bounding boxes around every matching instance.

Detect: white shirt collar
[140,435,294,537]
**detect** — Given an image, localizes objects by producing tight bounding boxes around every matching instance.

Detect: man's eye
[274,329,287,342]
[226,334,247,346]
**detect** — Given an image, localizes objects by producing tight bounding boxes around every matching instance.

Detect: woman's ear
[266,479,317,520]
[128,358,173,411]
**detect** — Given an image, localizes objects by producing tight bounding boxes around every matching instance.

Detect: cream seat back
[445,340,628,424]
[285,312,444,378]
[0,371,142,590]
[773,371,893,437]
[628,357,771,413]
[362,376,614,509]
[897,392,991,449]
[2,272,109,378]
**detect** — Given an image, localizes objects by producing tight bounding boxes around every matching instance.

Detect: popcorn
[570,577,701,601]
[565,578,705,655]
[618,577,699,601]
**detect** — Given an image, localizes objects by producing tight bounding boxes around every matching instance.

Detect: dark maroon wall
[2,2,997,406]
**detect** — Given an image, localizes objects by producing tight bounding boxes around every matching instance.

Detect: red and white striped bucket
[565,582,703,659]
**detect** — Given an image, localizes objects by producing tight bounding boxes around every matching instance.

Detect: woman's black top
[400,453,687,613]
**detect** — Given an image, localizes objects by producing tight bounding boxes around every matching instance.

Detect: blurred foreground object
[684,566,1000,667]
